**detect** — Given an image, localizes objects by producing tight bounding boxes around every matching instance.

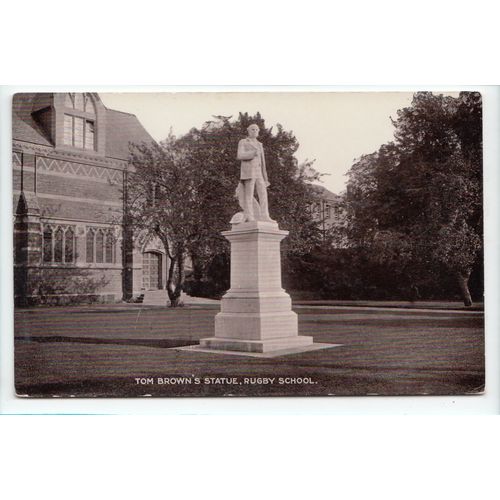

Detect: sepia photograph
[4,3,500,500]
[12,91,484,398]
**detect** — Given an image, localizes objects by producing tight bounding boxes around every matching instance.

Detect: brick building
[310,185,346,235]
[12,92,165,305]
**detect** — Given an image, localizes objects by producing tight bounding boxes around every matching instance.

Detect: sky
[100,92,415,194]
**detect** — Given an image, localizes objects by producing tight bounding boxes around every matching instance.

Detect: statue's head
[247,123,260,139]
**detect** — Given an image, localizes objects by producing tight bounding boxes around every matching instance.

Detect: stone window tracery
[86,227,116,264]
[95,230,104,263]
[105,232,114,264]
[42,224,76,264]
[54,227,64,262]
[43,226,53,263]
[65,93,96,114]
[65,227,75,263]
[86,228,95,263]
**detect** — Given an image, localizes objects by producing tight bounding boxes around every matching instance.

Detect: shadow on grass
[15,336,198,349]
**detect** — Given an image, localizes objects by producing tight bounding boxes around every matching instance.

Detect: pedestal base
[176,341,341,358]
[199,334,313,353]
[191,220,329,357]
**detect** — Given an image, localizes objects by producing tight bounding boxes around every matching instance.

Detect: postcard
[12,91,484,397]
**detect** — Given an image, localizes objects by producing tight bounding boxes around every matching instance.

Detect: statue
[196,124,326,357]
[230,124,275,224]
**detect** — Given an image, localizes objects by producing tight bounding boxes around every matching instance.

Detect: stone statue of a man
[236,123,274,222]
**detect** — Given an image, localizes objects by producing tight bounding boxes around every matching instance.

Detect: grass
[14,303,485,398]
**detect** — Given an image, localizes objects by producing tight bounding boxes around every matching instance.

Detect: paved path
[294,304,484,315]
[294,300,484,311]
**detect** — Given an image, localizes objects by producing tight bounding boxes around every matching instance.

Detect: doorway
[142,251,162,290]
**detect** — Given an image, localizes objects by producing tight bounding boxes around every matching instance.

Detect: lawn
[14,303,485,398]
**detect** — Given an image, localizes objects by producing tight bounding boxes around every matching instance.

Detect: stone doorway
[142,251,162,290]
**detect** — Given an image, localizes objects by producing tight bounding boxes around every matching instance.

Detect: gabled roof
[12,93,154,161]
[12,93,53,146]
[103,107,153,160]
[311,184,341,201]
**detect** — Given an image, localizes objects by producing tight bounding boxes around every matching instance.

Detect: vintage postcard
[12,91,484,397]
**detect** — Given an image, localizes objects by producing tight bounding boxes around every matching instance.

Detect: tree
[128,113,322,304]
[176,113,323,291]
[345,92,483,305]
[128,136,208,306]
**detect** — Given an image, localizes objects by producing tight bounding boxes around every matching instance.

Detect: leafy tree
[177,113,323,289]
[128,136,203,306]
[128,113,322,304]
[345,92,482,305]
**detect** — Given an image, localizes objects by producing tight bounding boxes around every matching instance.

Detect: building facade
[13,92,166,305]
[310,184,346,236]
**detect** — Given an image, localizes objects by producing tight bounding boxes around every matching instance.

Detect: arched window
[65,93,95,114]
[54,227,64,263]
[85,226,117,264]
[105,231,115,264]
[63,93,96,151]
[42,224,75,264]
[95,229,104,263]
[86,228,95,263]
[64,227,75,263]
[43,226,53,263]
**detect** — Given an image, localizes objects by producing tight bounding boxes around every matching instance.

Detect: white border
[1,85,498,415]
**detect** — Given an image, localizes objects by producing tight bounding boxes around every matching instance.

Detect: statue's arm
[237,139,257,160]
[261,148,270,186]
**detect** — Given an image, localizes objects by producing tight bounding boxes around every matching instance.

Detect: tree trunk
[166,251,186,307]
[457,270,473,307]
[175,252,185,299]
[166,255,178,306]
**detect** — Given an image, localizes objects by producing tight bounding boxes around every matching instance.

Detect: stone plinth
[199,220,313,354]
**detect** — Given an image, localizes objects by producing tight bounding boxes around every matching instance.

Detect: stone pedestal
[199,220,313,354]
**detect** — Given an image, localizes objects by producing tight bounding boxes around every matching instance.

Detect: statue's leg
[255,178,271,219]
[243,179,256,221]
